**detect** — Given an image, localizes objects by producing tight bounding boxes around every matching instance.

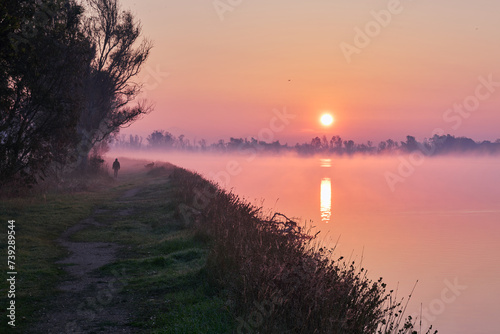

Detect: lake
[113,150,500,333]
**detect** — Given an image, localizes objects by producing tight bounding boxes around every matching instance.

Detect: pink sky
[120,0,500,145]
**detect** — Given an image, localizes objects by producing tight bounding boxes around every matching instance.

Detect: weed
[169,167,437,334]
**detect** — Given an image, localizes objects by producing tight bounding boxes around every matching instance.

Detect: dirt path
[30,188,143,333]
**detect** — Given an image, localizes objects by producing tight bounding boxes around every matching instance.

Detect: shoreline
[0,163,434,333]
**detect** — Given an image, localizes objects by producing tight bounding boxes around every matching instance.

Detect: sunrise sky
[120,0,500,145]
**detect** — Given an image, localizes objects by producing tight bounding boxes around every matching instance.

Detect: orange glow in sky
[119,0,500,144]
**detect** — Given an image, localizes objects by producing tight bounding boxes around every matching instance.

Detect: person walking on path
[112,158,120,178]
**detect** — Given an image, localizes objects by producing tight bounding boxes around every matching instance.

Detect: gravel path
[29,188,143,333]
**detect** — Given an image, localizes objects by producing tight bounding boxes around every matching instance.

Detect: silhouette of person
[112,158,120,178]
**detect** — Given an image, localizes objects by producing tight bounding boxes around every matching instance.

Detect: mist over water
[110,149,500,333]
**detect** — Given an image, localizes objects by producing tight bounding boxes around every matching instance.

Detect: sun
[320,113,334,126]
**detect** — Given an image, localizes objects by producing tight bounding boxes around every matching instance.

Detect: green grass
[0,169,235,333]
[167,167,437,334]
[0,190,113,332]
[0,165,436,333]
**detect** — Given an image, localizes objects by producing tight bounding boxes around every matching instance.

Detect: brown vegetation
[168,167,437,333]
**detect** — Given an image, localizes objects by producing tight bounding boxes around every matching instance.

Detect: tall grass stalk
[169,168,437,334]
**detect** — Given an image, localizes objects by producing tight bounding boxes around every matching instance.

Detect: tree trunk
[74,128,93,171]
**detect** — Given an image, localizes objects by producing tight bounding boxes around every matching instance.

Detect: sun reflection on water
[320,158,332,168]
[320,177,332,223]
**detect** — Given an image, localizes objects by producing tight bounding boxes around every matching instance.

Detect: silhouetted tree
[401,135,419,152]
[321,135,329,150]
[128,134,142,148]
[0,0,93,185]
[74,0,153,169]
[344,140,355,154]
[147,130,174,148]
[215,139,226,151]
[227,137,244,151]
[330,135,343,154]
[311,137,322,151]
[198,139,207,150]
[112,131,500,157]
[378,141,387,152]
[177,134,186,149]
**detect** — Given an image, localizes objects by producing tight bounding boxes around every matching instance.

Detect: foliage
[0,190,102,333]
[146,130,176,148]
[75,0,153,168]
[114,130,500,156]
[0,0,92,186]
[169,168,437,333]
[0,0,153,186]
[0,171,234,333]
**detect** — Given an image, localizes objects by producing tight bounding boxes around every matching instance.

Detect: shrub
[168,168,436,334]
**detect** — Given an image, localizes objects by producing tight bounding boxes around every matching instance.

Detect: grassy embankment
[0,166,232,333]
[0,163,435,333]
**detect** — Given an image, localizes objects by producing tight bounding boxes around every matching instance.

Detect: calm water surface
[115,151,500,333]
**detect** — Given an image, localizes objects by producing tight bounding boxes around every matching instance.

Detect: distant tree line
[0,0,152,186]
[113,131,500,156]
